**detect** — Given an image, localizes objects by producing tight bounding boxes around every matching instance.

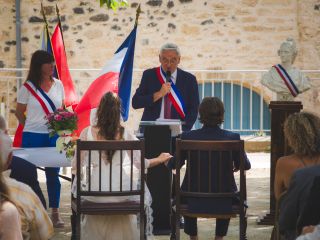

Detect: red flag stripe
[51,24,78,107]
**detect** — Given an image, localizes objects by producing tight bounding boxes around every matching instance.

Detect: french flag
[75,25,137,134]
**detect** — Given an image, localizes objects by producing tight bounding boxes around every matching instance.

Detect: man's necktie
[164,74,172,119]
[164,94,172,119]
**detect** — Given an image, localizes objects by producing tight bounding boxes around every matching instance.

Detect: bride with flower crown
[72,92,172,240]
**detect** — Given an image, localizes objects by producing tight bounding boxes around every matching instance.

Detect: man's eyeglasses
[161,57,178,65]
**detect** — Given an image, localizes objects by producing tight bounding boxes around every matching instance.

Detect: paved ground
[39,152,273,240]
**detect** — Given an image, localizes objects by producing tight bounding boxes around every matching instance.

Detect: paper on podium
[156,118,182,136]
[13,147,71,167]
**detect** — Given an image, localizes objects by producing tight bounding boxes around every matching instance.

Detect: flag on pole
[51,5,78,108]
[40,4,78,108]
[75,7,140,135]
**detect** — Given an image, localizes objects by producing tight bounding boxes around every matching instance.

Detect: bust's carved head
[277,38,298,65]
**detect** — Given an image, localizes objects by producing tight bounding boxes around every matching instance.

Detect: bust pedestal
[257,101,302,225]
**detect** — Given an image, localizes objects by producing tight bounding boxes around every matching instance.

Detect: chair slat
[172,139,247,240]
[72,139,146,240]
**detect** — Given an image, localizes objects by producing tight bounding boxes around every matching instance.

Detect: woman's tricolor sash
[156,67,186,119]
[272,64,299,97]
[12,82,56,147]
[23,81,56,114]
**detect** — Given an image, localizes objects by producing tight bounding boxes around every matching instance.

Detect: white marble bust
[261,38,310,101]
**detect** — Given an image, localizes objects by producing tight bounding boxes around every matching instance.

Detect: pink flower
[54,115,63,121]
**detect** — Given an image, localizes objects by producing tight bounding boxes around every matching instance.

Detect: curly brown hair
[95,92,124,161]
[199,97,225,127]
[284,112,320,156]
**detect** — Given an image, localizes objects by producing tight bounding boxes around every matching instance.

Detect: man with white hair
[132,42,199,132]
[0,115,53,240]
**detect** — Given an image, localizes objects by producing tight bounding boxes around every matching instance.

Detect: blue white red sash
[272,64,299,97]
[23,81,56,115]
[13,82,57,147]
[156,67,186,119]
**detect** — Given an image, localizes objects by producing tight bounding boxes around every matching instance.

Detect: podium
[257,101,302,225]
[139,121,181,235]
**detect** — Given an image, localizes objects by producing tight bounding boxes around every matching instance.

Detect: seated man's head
[284,112,320,157]
[199,97,224,127]
[0,131,12,170]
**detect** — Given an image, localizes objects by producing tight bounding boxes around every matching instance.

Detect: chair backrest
[175,139,246,214]
[76,139,145,204]
[297,175,320,233]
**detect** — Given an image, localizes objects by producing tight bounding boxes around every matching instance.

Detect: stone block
[73,7,84,14]
[181,24,200,35]
[89,14,109,22]
[241,0,258,7]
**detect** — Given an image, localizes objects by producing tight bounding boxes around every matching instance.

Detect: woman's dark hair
[199,97,225,127]
[26,50,54,89]
[284,112,320,156]
[95,92,124,161]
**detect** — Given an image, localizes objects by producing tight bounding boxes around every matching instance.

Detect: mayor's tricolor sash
[156,67,186,119]
[13,81,56,147]
[272,64,299,97]
[23,81,56,114]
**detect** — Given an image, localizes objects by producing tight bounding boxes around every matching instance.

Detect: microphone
[166,71,171,82]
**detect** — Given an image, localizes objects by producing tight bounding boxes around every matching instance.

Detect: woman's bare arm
[15,103,27,125]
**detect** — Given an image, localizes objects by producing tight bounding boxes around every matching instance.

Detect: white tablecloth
[13,147,71,167]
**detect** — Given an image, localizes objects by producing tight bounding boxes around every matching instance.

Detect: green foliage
[254,130,266,137]
[99,0,128,11]
[63,140,76,159]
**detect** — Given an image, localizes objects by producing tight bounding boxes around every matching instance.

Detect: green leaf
[99,0,128,11]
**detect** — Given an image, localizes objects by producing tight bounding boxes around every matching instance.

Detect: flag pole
[55,4,65,45]
[41,2,62,84]
[134,4,141,26]
[41,2,49,29]
[41,1,51,43]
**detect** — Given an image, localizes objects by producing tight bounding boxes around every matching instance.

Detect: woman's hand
[148,152,173,168]
[157,152,172,164]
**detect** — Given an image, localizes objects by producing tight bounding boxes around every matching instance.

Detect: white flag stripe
[98,48,128,77]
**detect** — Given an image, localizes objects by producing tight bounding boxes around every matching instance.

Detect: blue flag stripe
[118,26,137,121]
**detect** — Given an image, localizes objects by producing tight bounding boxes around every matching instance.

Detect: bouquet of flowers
[45,108,78,159]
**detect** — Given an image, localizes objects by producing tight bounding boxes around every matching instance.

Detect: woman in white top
[72,92,172,240]
[12,50,65,228]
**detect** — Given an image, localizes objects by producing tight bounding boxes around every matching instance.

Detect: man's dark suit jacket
[132,67,199,131]
[167,126,251,213]
[279,164,320,234]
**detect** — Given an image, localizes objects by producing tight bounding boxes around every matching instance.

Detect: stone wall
[0,0,320,132]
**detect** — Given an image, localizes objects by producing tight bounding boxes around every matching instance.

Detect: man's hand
[153,82,171,102]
